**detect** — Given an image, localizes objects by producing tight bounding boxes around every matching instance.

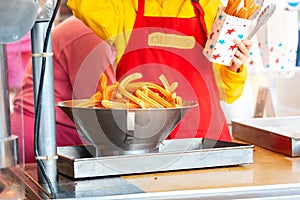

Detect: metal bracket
[124,111,135,145]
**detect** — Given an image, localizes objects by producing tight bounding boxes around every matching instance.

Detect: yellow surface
[121,140,300,192]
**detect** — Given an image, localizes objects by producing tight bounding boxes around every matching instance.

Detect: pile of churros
[76,73,183,109]
[225,0,260,19]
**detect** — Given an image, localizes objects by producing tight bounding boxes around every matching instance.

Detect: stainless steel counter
[119,139,300,199]
[2,138,300,199]
[0,167,26,199]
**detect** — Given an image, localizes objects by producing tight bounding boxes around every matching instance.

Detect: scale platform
[57,138,254,179]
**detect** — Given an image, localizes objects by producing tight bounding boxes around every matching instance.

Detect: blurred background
[221,0,300,122]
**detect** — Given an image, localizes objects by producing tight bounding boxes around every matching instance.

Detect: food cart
[1,0,300,199]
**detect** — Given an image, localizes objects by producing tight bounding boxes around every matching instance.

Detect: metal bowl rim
[56,99,198,111]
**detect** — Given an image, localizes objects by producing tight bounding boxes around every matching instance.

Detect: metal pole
[31,0,57,185]
[0,44,10,139]
[0,44,18,168]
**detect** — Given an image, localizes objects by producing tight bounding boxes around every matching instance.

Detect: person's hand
[228,39,252,72]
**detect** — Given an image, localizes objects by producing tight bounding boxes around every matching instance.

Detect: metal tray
[232,116,300,157]
[57,138,253,179]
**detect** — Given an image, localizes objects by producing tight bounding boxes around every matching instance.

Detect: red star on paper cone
[226,28,235,35]
[212,54,221,60]
[229,45,237,51]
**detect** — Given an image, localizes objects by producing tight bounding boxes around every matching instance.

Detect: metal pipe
[0,44,10,139]
[0,44,18,168]
[31,0,57,185]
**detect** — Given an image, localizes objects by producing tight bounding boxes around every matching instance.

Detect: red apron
[116,0,231,141]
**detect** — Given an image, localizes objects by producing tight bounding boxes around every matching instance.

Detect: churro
[75,73,183,109]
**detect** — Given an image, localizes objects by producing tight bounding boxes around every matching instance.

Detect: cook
[67,0,252,141]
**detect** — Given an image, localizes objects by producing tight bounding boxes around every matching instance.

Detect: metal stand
[31,21,57,186]
[31,0,57,186]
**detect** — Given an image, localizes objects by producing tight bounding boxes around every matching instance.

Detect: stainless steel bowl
[57,100,198,157]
